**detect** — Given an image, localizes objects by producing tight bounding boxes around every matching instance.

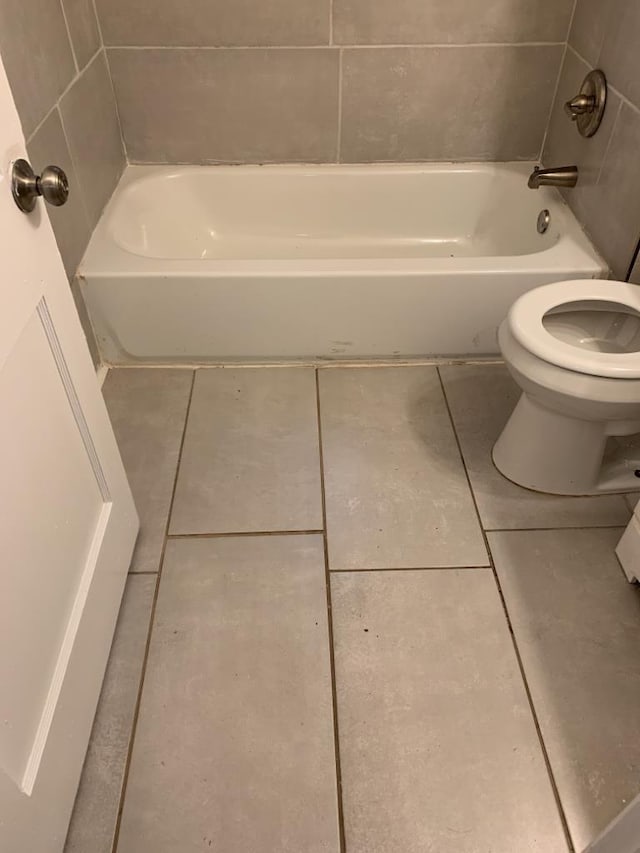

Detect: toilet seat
[508,280,640,379]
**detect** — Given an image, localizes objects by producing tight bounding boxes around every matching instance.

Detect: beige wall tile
[599,3,640,110]
[27,107,91,280]
[62,0,101,69]
[334,0,573,45]
[341,46,563,162]
[108,47,339,163]
[544,49,620,189]
[543,1,640,278]
[0,0,76,135]
[542,46,625,270]
[577,104,640,279]
[569,0,612,65]
[97,0,329,46]
[60,52,125,228]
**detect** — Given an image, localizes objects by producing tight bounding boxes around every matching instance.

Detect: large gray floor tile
[490,528,640,851]
[319,367,488,569]
[439,364,631,530]
[65,575,155,853]
[170,368,323,534]
[103,369,193,572]
[331,570,568,853]
[116,535,340,853]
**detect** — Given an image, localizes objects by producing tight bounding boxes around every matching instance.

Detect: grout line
[89,0,129,163]
[315,368,347,853]
[58,103,94,234]
[57,0,79,73]
[329,0,333,46]
[126,156,537,165]
[105,41,566,50]
[538,40,568,162]
[594,98,623,186]
[167,529,325,539]
[110,369,196,853]
[336,48,343,162]
[26,102,59,148]
[565,42,590,67]
[485,525,628,534]
[25,47,103,146]
[329,565,492,573]
[102,46,129,165]
[538,0,577,166]
[593,13,609,70]
[90,0,106,46]
[436,367,576,853]
[487,552,577,853]
[127,570,160,575]
[566,0,579,45]
[566,43,640,116]
[104,357,505,371]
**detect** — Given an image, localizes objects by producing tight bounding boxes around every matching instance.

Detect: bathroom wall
[0,0,125,280]
[0,0,126,362]
[97,0,573,165]
[543,1,640,280]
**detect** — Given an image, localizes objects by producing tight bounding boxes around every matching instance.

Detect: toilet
[493,279,640,495]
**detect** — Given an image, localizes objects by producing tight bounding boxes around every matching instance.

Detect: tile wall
[0,0,125,279]
[543,0,640,279]
[99,0,573,164]
[0,0,126,362]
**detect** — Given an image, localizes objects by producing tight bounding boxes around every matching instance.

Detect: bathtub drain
[537,209,551,235]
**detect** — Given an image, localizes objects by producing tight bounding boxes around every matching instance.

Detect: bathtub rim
[80,161,608,279]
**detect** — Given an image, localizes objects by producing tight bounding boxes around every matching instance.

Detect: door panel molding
[38,298,110,501]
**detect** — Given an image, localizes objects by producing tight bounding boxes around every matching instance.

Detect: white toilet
[493,279,640,495]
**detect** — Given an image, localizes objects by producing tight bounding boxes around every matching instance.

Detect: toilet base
[493,392,640,496]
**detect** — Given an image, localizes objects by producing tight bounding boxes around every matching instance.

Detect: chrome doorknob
[11,158,70,213]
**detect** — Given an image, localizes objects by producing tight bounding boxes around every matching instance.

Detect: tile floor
[64,363,640,853]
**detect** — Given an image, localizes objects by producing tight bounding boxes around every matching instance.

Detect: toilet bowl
[493,279,640,495]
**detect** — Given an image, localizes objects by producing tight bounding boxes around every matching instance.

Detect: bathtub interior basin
[109,164,561,261]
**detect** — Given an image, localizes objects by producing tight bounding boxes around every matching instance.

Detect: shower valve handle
[564,94,596,120]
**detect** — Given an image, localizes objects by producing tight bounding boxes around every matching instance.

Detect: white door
[584,794,640,853]
[0,53,138,853]
[617,500,640,583]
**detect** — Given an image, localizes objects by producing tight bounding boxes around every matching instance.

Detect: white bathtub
[80,163,606,363]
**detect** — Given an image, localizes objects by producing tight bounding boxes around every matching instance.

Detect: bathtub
[79,163,606,363]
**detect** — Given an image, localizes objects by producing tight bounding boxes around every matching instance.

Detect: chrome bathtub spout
[528,165,578,189]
